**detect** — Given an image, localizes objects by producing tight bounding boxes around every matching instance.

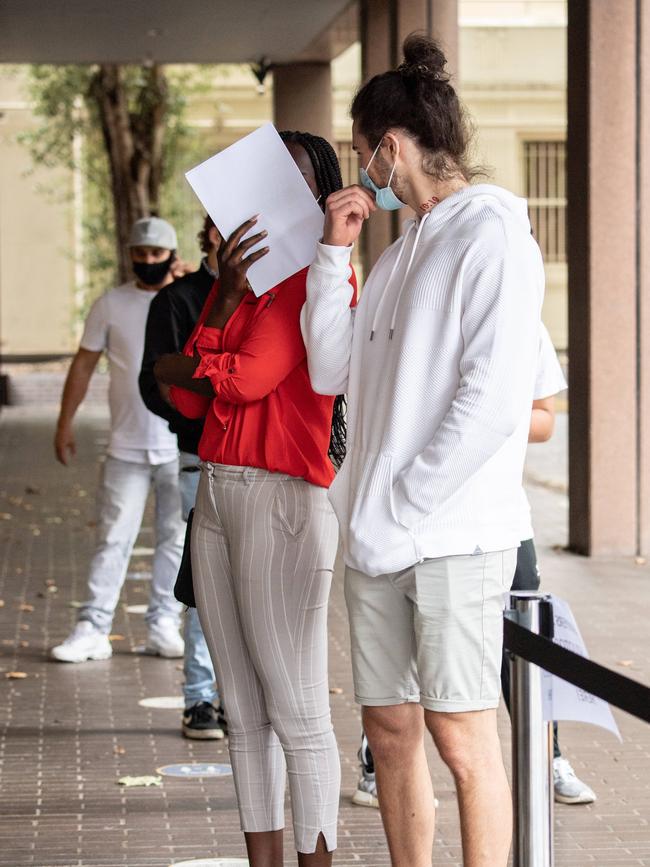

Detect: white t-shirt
[535,324,567,399]
[80,282,178,463]
[518,323,567,540]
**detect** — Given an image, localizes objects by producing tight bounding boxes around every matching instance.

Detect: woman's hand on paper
[206,216,269,329]
[322,185,376,248]
[218,216,269,298]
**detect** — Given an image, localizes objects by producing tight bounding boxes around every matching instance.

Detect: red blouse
[170,267,356,489]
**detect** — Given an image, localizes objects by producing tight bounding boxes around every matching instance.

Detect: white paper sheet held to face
[185,123,325,297]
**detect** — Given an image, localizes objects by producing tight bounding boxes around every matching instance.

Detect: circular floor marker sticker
[138,696,185,709]
[170,860,249,867]
[126,571,152,581]
[125,603,148,613]
[157,762,232,778]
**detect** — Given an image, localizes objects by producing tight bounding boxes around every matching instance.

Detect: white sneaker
[352,769,379,808]
[553,757,597,804]
[50,621,112,663]
[351,769,440,810]
[146,616,184,658]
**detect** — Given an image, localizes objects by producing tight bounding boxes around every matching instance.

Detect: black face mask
[132,252,174,286]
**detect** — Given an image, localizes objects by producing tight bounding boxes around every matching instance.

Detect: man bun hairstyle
[398,33,448,82]
[351,34,476,182]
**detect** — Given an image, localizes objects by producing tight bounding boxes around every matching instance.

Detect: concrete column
[360,0,396,269]
[272,62,332,141]
[567,1,638,554]
[638,0,650,553]
[395,0,458,227]
[397,0,458,81]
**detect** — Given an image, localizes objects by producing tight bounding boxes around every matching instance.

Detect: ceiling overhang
[0,0,358,65]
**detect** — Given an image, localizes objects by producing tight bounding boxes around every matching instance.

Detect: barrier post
[506,592,554,867]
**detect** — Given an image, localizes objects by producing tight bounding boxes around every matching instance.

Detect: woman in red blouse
[155,132,355,867]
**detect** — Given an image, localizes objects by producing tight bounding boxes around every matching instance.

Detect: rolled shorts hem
[420,696,500,713]
[356,693,500,712]
[355,693,421,707]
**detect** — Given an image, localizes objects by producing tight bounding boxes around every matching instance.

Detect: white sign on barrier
[541,595,621,740]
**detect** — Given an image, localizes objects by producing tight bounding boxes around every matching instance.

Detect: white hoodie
[301,184,545,577]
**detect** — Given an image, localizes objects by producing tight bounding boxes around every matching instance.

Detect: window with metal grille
[523,140,566,263]
[336,140,358,190]
[335,140,363,273]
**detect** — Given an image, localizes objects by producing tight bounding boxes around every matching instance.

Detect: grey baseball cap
[128,217,177,250]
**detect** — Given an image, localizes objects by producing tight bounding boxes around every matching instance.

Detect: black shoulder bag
[174,508,196,608]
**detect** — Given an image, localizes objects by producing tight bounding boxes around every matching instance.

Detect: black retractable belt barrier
[504,619,650,724]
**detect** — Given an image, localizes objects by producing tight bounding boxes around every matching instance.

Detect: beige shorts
[344,549,517,713]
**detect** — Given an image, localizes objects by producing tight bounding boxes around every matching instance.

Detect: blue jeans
[81,456,184,633]
[179,451,218,709]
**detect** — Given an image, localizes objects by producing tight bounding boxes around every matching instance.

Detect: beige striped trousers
[191,463,341,854]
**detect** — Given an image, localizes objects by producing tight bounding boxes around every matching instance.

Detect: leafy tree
[20,63,204,290]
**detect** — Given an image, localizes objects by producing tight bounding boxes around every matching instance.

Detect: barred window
[336,140,358,190]
[523,140,566,263]
[335,140,363,273]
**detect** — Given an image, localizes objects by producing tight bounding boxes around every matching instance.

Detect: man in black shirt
[139,215,226,739]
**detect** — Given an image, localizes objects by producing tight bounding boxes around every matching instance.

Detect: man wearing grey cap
[51,217,186,663]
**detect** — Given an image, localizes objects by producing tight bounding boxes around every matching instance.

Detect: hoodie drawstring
[369,222,416,341]
[366,186,531,342]
[388,212,430,339]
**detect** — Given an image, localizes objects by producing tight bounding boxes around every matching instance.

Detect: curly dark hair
[197,213,216,255]
[351,34,477,182]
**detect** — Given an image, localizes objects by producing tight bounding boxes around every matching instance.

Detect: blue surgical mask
[359,139,406,211]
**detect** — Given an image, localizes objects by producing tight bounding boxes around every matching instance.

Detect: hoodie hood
[368,184,533,341]
[405,183,532,236]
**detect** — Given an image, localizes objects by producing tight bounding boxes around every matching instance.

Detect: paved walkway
[0,406,648,867]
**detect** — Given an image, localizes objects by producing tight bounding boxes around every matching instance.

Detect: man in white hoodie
[302,36,544,867]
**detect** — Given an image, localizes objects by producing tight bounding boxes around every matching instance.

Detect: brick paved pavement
[0,407,648,867]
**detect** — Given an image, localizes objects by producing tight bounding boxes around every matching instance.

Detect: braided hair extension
[280,129,343,204]
[328,395,348,470]
[279,130,347,469]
